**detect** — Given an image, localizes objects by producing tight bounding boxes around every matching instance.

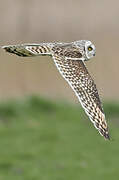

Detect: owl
[2,40,110,140]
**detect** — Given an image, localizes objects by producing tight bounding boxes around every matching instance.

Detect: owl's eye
[88,46,93,51]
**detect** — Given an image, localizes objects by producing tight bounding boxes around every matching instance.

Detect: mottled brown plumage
[52,54,109,139]
[2,40,110,139]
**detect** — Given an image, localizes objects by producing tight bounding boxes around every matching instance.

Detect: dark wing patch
[2,45,35,57]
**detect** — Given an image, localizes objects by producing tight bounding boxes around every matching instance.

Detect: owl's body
[2,40,109,140]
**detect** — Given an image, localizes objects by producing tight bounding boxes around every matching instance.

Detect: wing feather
[2,43,52,57]
[53,54,109,139]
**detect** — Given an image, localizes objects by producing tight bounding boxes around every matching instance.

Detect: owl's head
[74,40,96,61]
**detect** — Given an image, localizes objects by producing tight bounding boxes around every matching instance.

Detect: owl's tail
[1,43,53,57]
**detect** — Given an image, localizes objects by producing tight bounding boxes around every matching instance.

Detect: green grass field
[0,96,118,180]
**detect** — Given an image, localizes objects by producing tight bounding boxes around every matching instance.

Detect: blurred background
[0,1,119,180]
[0,0,118,101]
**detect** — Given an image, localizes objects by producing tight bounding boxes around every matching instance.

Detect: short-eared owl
[2,40,110,139]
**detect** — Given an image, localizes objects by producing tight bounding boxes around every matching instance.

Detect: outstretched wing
[53,54,109,139]
[2,43,52,57]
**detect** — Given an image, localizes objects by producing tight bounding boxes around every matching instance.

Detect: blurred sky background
[0,0,118,102]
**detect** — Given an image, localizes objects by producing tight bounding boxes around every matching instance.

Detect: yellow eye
[88,46,93,51]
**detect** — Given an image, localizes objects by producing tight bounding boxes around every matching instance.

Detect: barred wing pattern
[2,43,52,57]
[52,54,109,139]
